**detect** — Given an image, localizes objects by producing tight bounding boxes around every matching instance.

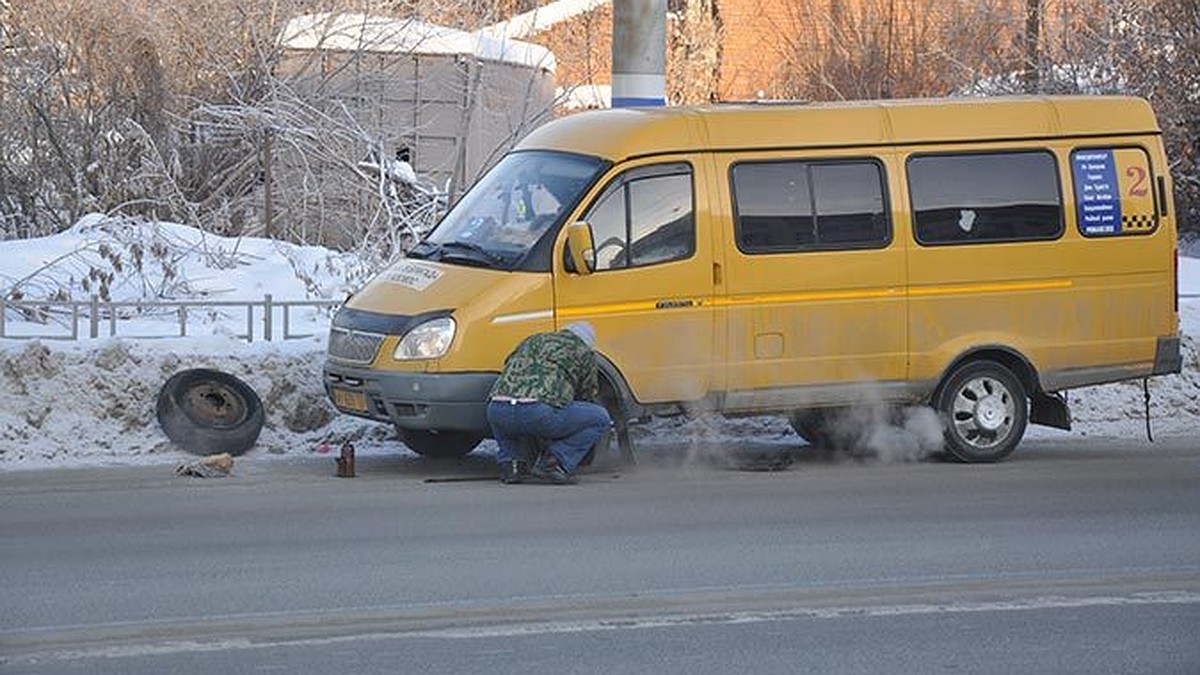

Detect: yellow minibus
[323,96,1181,462]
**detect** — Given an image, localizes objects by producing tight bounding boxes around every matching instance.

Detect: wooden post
[89,295,99,338]
[263,294,274,341]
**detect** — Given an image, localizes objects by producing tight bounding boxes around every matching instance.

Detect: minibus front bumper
[323,361,497,435]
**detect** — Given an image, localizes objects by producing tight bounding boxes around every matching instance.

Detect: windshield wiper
[439,240,506,268]
[405,241,438,260]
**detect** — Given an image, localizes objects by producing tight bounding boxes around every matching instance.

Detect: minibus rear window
[908,151,1063,245]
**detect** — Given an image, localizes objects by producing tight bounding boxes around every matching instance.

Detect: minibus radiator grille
[327,327,384,363]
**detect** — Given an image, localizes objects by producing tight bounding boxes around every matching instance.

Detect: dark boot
[530,453,576,485]
[498,459,525,484]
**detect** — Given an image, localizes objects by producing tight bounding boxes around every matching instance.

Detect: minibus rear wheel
[934,360,1028,463]
[788,408,839,448]
[788,407,871,456]
[398,429,482,458]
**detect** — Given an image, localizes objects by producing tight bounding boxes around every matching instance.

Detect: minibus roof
[515,96,1160,162]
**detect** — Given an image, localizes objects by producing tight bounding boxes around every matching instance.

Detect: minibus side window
[731,159,889,254]
[908,151,1063,245]
[583,164,696,271]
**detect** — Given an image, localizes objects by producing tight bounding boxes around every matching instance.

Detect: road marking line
[422,590,1200,638]
[4,590,1198,665]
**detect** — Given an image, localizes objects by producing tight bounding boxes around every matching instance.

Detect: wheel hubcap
[950,376,1014,449]
[975,394,1007,431]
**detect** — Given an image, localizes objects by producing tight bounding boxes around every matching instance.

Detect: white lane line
[423,590,1200,638]
[5,590,1199,665]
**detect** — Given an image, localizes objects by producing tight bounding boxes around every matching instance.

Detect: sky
[0,216,1197,470]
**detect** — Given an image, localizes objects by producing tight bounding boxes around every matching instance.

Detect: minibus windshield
[410,151,605,270]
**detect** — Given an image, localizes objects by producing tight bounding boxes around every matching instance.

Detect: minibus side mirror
[565,221,596,276]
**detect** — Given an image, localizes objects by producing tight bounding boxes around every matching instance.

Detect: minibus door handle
[712,262,723,286]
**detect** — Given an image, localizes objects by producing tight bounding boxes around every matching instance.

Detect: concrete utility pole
[1023,0,1041,93]
[612,0,666,106]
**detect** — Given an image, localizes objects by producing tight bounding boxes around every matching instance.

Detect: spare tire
[156,368,265,456]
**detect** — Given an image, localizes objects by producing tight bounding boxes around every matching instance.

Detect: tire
[398,429,481,458]
[599,383,636,467]
[934,359,1028,463]
[156,368,264,456]
[788,407,858,451]
[788,408,835,447]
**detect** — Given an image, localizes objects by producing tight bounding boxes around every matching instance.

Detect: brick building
[489,0,1085,105]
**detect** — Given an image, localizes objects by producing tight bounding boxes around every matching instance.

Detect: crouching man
[487,322,612,485]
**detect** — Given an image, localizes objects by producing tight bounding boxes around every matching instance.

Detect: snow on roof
[481,0,612,39]
[278,13,556,73]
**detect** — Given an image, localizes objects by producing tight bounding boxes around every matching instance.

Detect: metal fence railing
[3,292,1195,342]
[0,295,340,342]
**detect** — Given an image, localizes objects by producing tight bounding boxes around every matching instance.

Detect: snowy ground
[1,217,1197,471]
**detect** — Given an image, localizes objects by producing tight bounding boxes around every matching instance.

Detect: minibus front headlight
[394,317,456,360]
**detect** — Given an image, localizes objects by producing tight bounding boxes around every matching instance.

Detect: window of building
[731,159,889,253]
[908,151,1063,245]
[583,163,695,271]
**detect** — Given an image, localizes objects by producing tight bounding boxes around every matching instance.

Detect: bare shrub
[1,0,560,259]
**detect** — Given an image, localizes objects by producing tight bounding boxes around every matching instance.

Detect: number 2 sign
[1071,148,1156,236]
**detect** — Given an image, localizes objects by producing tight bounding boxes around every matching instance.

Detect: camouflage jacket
[489,330,600,407]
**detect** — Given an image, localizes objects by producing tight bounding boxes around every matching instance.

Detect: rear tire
[398,429,481,458]
[788,407,859,452]
[934,360,1028,463]
[788,408,834,447]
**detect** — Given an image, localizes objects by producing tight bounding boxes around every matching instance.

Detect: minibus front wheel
[934,360,1028,463]
[598,380,636,466]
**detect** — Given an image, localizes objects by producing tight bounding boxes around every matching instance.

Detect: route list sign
[1072,150,1123,235]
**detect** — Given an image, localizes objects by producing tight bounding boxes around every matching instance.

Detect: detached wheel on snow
[156,368,264,456]
[934,359,1028,463]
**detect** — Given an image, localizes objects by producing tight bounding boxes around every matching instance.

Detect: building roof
[481,0,612,39]
[278,13,556,72]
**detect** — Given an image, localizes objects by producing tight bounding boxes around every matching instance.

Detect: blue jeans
[487,400,611,474]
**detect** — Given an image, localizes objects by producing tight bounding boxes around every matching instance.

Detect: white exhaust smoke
[820,405,945,463]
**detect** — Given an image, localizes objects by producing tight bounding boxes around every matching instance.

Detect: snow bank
[0,336,336,466]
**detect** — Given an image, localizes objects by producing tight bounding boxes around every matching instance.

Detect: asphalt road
[2,434,1199,674]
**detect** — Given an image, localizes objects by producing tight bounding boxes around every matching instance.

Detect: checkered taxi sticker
[1071,148,1158,236]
